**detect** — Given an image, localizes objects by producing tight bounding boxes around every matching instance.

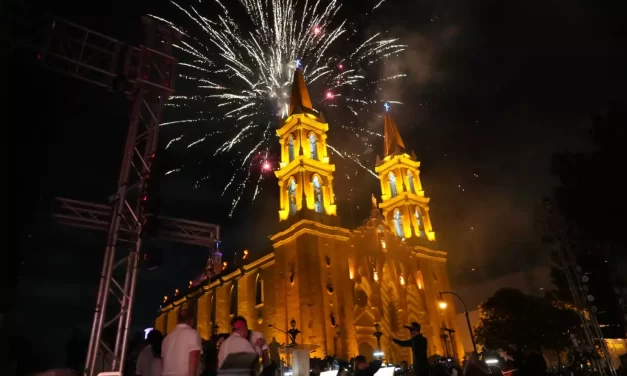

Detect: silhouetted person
[353,355,382,376]
[268,337,283,365]
[65,328,87,371]
[392,322,428,375]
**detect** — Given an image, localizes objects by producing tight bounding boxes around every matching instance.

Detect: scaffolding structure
[542,198,616,375]
[2,4,221,375]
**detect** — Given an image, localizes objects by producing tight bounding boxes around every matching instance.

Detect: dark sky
[9,0,626,368]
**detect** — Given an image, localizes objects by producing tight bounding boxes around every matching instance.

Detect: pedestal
[292,349,310,376]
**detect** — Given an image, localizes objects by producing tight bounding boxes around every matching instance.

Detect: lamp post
[373,322,383,359]
[438,291,477,353]
[287,318,301,346]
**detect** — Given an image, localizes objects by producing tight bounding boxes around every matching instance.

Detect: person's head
[354,355,368,370]
[400,361,408,371]
[147,330,163,358]
[230,316,249,337]
[404,322,421,337]
[177,309,194,326]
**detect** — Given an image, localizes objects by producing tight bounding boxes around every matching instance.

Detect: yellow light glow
[349,269,354,280]
[175,288,180,296]
[189,280,193,287]
[243,250,249,259]
[380,240,386,249]
[163,295,168,302]
[373,271,379,282]
[399,275,405,286]
[438,301,447,309]
[223,261,228,267]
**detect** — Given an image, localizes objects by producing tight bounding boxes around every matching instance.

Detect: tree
[475,288,579,354]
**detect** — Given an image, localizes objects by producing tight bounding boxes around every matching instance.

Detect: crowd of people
[50,311,619,376]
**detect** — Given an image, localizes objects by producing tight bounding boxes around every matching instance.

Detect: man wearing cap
[392,322,428,375]
[217,316,262,370]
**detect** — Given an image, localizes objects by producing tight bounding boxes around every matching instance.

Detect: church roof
[383,112,406,157]
[289,68,315,116]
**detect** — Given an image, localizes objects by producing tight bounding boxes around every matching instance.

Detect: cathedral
[154,67,464,364]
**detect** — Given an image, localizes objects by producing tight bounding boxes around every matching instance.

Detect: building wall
[156,222,463,363]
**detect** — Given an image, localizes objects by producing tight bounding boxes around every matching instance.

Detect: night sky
[9,0,626,369]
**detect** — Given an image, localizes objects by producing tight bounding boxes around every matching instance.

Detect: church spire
[383,110,406,157]
[289,66,314,116]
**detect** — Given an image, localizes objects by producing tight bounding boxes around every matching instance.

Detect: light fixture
[438,301,448,309]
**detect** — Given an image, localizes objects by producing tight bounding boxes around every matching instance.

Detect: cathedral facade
[154,69,464,364]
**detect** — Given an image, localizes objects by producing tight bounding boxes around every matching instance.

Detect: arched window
[407,171,416,194]
[288,178,297,216]
[229,285,237,316]
[288,134,295,162]
[255,275,264,306]
[389,172,398,197]
[414,207,425,236]
[393,209,405,238]
[313,175,324,213]
[210,294,217,324]
[309,133,318,160]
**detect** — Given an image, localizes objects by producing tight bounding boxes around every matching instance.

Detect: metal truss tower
[2,4,221,375]
[542,198,616,375]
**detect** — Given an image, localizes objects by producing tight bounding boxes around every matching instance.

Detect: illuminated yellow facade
[155,70,464,364]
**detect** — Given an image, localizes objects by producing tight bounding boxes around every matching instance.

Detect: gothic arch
[255,274,264,306]
[407,170,416,193]
[229,285,237,316]
[287,133,296,162]
[287,177,297,215]
[308,132,319,160]
[413,206,426,236]
[312,174,324,213]
[388,171,398,197]
[393,208,405,238]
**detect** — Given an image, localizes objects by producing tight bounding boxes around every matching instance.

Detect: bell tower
[275,66,337,222]
[375,107,436,242]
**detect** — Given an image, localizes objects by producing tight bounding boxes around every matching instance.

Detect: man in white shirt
[217,316,260,369]
[162,309,202,376]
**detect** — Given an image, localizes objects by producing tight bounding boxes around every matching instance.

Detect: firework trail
[151,0,406,216]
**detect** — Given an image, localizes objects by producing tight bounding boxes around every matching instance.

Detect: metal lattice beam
[2,4,220,375]
[53,197,220,247]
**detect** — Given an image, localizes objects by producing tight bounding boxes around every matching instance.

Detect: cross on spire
[295,59,302,69]
[384,102,390,112]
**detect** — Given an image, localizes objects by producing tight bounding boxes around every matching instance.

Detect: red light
[325,92,333,99]
[262,161,271,171]
[313,26,321,35]
[151,153,156,158]
[142,195,148,201]
[37,54,41,60]
[338,64,343,69]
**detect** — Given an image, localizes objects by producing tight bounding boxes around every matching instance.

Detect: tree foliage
[475,288,579,352]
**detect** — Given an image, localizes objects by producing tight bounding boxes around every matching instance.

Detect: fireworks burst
[151,0,406,216]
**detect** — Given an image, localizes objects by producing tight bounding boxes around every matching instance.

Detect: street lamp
[373,323,383,359]
[438,291,477,353]
[287,318,301,346]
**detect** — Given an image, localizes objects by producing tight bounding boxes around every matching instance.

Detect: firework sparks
[151,0,406,216]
